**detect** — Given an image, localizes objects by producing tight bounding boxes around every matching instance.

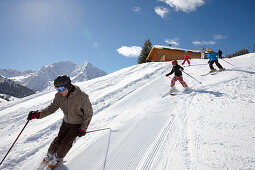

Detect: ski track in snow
[0,54,255,170]
[64,75,180,170]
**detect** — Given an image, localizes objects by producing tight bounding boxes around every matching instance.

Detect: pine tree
[226,48,250,58]
[138,39,152,64]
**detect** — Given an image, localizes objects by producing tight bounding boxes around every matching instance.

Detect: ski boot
[48,153,63,169]
[219,68,225,71]
[169,86,176,93]
[42,152,53,163]
[209,69,216,73]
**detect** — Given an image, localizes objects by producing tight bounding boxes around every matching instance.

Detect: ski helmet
[172,60,177,64]
[54,75,71,88]
[206,48,212,52]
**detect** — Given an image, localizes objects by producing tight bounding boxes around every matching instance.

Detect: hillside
[0,54,254,170]
[0,75,35,99]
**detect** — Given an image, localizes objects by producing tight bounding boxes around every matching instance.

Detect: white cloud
[93,42,98,47]
[155,6,169,18]
[192,40,216,46]
[213,34,227,40]
[117,46,142,58]
[133,6,141,13]
[159,0,205,13]
[165,38,179,46]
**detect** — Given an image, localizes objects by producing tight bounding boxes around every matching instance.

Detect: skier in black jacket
[166,60,188,92]
[218,49,223,59]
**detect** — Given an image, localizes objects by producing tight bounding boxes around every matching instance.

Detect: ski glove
[179,68,183,71]
[27,111,40,120]
[78,129,86,137]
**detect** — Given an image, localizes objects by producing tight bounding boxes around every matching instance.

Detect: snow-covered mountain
[0,75,35,99]
[0,54,254,170]
[71,62,107,82]
[7,61,107,92]
[0,69,33,78]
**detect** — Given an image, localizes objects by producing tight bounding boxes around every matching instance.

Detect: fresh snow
[0,54,255,170]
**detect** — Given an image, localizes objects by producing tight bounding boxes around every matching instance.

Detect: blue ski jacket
[207,51,219,61]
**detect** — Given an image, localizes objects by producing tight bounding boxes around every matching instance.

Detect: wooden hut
[146,45,201,62]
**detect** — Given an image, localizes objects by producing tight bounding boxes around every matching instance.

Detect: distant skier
[166,60,188,92]
[27,75,93,169]
[206,48,225,72]
[182,51,191,66]
[201,48,205,59]
[218,49,223,59]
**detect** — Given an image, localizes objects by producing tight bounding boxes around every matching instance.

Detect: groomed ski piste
[0,53,255,170]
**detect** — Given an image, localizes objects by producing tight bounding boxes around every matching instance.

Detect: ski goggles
[56,86,66,92]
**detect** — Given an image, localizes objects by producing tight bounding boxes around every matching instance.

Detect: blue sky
[0,0,254,73]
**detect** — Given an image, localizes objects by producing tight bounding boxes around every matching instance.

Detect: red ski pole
[87,128,111,134]
[0,120,30,166]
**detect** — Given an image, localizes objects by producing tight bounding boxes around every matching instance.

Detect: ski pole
[220,58,238,68]
[182,71,202,84]
[87,128,111,134]
[0,120,30,166]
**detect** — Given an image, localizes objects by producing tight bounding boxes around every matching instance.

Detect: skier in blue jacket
[206,48,225,72]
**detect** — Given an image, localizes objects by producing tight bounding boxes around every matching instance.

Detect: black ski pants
[209,59,223,70]
[48,121,81,158]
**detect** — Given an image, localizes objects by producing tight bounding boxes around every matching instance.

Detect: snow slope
[0,54,255,170]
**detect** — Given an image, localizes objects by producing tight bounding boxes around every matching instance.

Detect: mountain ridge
[0,75,35,99]
[2,61,107,92]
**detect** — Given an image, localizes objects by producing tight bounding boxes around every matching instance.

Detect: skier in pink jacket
[182,51,191,66]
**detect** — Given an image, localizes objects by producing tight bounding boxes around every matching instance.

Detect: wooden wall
[147,48,201,62]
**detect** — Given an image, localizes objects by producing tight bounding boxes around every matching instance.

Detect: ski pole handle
[0,120,30,166]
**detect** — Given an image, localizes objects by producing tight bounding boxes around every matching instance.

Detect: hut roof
[152,45,201,53]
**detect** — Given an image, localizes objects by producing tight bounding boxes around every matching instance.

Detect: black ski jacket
[166,64,184,77]
[218,50,222,57]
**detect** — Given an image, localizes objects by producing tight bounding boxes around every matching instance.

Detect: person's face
[172,63,177,66]
[59,88,69,97]
[56,86,69,97]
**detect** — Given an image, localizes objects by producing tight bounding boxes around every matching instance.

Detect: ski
[210,69,226,75]
[210,71,219,75]
[161,91,177,97]
[201,68,226,76]
[35,161,49,170]
[183,88,193,94]
[35,159,66,170]
[201,70,217,76]
[45,161,66,170]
